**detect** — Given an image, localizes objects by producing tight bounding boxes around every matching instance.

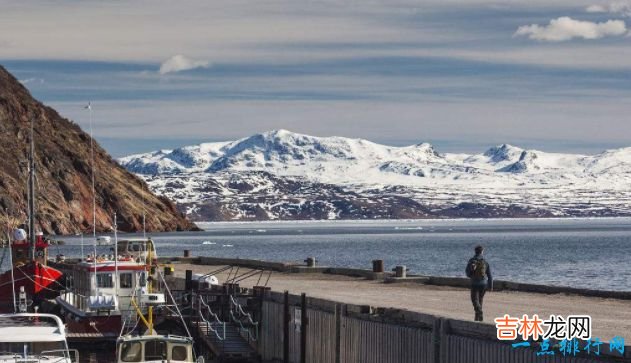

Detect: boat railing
[3,349,79,363]
[229,295,259,342]
[197,294,226,341]
[39,349,80,363]
[60,290,90,312]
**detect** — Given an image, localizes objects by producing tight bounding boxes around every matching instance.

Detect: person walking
[466,245,492,322]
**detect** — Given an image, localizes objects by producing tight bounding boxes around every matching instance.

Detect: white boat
[115,244,200,363]
[96,236,112,245]
[55,238,160,340]
[117,238,158,263]
[0,313,78,362]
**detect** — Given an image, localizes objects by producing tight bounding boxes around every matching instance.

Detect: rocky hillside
[0,65,197,234]
[120,130,631,221]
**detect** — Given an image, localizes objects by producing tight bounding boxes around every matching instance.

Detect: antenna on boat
[85,102,96,244]
[27,115,36,261]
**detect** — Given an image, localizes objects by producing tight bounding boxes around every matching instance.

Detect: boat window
[97,273,114,288]
[144,340,167,361]
[172,345,188,361]
[120,342,142,362]
[120,273,133,288]
[0,341,66,357]
[139,272,147,287]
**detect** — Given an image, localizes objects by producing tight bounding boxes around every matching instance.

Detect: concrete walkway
[173,263,631,341]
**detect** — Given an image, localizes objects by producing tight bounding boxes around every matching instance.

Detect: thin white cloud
[586,2,631,16]
[586,4,608,12]
[514,17,627,41]
[19,78,45,84]
[159,55,210,74]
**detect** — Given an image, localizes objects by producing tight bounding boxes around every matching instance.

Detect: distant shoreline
[195,215,631,226]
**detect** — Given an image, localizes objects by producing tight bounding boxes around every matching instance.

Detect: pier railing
[197,294,227,341]
[229,294,259,343]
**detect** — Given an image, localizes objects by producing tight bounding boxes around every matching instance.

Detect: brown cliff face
[0,65,198,234]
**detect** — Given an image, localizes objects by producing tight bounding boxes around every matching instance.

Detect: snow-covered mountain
[118,130,631,221]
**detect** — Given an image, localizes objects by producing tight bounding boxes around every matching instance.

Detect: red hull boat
[0,116,64,313]
[0,237,64,312]
[0,261,63,311]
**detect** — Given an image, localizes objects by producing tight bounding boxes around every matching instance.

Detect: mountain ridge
[118,130,631,221]
[0,65,197,234]
[120,129,631,177]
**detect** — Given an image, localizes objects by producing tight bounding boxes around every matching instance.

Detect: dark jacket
[466,254,493,289]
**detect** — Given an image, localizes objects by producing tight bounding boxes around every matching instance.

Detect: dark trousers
[470,286,486,321]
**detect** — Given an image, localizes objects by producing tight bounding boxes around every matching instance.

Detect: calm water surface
[47,218,631,291]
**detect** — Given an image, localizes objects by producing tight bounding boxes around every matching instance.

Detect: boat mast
[6,222,17,312]
[114,212,119,297]
[87,102,96,245]
[86,102,98,295]
[28,116,36,261]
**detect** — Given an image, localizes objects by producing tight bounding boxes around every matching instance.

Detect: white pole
[114,213,119,297]
[80,233,84,262]
[7,221,16,313]
[88,102,96,244]
[93,236,97,296]
[86,102,98,296]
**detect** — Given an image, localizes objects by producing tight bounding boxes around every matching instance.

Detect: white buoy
[13,229,27,241]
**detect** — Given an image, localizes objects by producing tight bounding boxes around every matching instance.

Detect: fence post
[284,291,290,363]
[432,318,442,363]
[185,269,193,291]
[439,318,450,363]
[300,293,307,363]
[335,304,342,363]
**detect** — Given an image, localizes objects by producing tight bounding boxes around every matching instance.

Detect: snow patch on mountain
[118,130,631,220]
[120,130,631,185]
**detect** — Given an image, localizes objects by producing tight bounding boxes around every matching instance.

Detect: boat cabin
[55,239,165,340]
[10,229,49,266]
[117,239,158,263]
[61,260,153,313]
[0,313,77,362]
[117,335,196,363]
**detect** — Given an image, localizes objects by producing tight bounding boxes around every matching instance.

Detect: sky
[1,0,631,157]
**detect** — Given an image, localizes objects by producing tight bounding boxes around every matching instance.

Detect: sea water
[46,218,631,291]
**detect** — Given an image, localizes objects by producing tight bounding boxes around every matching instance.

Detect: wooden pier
[161,256,631,363]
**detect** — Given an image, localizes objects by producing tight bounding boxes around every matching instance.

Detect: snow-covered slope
[119,130,631,221]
